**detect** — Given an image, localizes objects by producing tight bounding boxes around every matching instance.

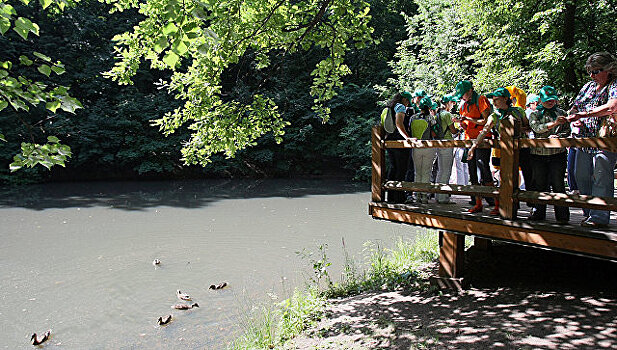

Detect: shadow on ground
[290,243,617,349]
[0,178,367,211]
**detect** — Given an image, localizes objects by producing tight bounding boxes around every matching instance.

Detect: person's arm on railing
[529,111,567,134]
[395,111,414,142]
[567,97,617,122]
[467,115,496,160]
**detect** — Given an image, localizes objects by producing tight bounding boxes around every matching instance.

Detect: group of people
[384,52,617,227]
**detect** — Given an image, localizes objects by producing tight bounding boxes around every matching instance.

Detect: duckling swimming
[171,303,199,310]
[157,314,172,326]
[209,282,228,290]
[31,330,51,346]
[176,290,191,301]
[152,259,161,266]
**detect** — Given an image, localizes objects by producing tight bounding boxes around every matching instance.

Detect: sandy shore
[285,243,617,349]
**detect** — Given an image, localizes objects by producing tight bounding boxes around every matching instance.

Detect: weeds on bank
[229,230,439,349]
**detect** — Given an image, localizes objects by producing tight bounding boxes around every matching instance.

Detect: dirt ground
[285,243,617,349]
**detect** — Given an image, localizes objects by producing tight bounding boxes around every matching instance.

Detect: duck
[152,259,161,266]
[157,314,172,326]
[171,303,199,310]
[31,330,51,346]
[209,282,228,290]
[176,290,191,301]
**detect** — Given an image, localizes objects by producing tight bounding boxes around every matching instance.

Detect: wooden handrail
[383,181,500,197]
[385,139,497,149]
[370,122,617,219]
[519,137,617,152]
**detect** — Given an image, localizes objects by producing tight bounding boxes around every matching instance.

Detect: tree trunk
[562,0,577,94]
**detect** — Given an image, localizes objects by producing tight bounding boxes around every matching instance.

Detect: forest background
[1,0,616,184]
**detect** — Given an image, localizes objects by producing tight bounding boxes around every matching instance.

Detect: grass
[228,230,440,349]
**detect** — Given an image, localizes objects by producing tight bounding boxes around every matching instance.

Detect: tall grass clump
[230,287,326,350]
[229,230,439,349]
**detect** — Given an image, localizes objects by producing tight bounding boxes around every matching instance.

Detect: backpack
[380,107,396,134]
[431,111,446,139]
[409,112,436,140]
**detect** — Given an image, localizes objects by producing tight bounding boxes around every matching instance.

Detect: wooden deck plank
[369,199,617,261]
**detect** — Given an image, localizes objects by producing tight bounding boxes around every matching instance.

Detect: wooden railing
[371,119,617,220]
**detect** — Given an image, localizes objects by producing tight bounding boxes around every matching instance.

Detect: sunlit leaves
[13,16,39,39]
[37,64,51,76]
[9,137,72,172]
[105,0,374,165]
[0,0,81,171]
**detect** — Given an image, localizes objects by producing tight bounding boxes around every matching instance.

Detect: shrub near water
[229,231,439,349]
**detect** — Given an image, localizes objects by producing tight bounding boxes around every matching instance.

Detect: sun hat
[485,87,511,99]
[538,86,559,102]
[418,96,433,109]
[453,80,472,100]
[526,94,539,105]
[414,89,427,98]
[505,86,527,108]
[441,95,456,104]
[401,91,413,101]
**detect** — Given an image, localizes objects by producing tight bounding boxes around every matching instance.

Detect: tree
[0,0,82,171]
[104,0,374,167]
[394,0,617,99]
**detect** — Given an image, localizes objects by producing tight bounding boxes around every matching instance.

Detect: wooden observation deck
[369,120,617,289]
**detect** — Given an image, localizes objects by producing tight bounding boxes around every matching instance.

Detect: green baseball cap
[401,91,413,101]
[486,87,511,99]
[453,80,472,100]
[441,95,456,103]
[527,94,539,105]
[539,86,558,102]
[414,89,427,98]
[418,96,433,109]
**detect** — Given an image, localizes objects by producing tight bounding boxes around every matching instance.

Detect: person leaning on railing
[567,52,617,228]
[528,86,571,224]
[408,96,438,204]
[452,80,496,213]
[467,87,523,215]
[434,95,460,204]
[383,91,415,203]
[506,86,535,200]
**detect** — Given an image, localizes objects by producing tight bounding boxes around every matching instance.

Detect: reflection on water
[0,179,418,349]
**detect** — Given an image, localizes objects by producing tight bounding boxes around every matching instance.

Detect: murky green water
[0,179,418,349]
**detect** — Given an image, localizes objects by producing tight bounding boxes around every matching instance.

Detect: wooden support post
[432,231,466,291]
[474,237,492,251]
[498,117,519,219]
[372,125,385,202]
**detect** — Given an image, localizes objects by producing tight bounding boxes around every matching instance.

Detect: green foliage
[0,0,82,171]
[103,0,374,166]
[394,0,617,99]
[9,135,71,171]
[1,0,414,181]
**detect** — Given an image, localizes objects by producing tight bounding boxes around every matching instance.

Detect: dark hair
[586,52,617,81]
[387,93,404,109]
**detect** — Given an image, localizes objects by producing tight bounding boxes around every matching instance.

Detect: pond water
[0,179,418,349]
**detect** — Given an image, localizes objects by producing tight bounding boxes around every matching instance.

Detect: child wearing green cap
[528,86,571,223]
[384,91,415,203]
[453,80,495,212]
[409,96,438,203]
[433,95,459,204]
[468,87,524,215]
